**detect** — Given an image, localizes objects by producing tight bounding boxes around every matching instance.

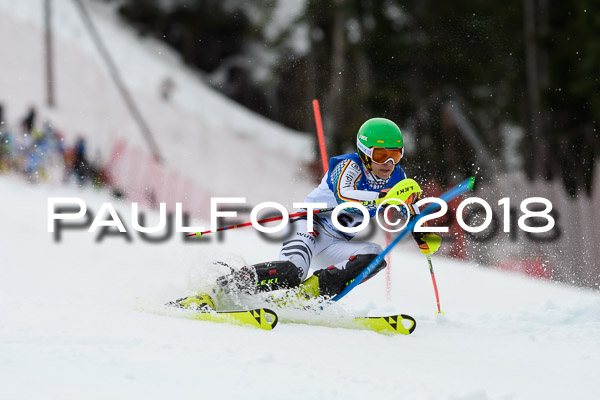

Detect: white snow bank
[1,176,599,400]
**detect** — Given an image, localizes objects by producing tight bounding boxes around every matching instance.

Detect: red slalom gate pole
[312,99,329,174]
[427,254,444,315]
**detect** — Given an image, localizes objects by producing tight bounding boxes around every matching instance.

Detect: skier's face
[371,159,395,179]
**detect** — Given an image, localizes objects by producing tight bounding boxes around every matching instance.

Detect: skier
[174,118,441,310]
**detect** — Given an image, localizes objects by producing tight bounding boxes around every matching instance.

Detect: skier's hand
[376,179,422,222]
[375,178,422,208]
[412,231,442,255]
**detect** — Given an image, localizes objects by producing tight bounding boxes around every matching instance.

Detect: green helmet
[357,118,404,169]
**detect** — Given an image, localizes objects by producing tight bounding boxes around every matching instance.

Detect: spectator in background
[20,106,36,134]
[0,103,5,133]
[71,137,91,185]
[0,130,12,172]
[14,107,36,170]
[0,103,7,171]
[0,107,108,188]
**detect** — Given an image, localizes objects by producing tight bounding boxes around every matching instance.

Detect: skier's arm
[374,177,443,254]
[331,159,380,204]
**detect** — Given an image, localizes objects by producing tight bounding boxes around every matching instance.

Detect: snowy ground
[2,2,598,399]
[1,176,599,400]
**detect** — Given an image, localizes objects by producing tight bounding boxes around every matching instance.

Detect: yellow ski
[279,313,416,335]
[353,314,416,335]
[192,308,278,330]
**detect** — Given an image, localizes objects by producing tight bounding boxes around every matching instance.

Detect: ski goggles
[371,147,404,164]
[357,138,404,164]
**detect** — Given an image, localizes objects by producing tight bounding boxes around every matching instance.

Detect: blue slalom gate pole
[331,176,475,303]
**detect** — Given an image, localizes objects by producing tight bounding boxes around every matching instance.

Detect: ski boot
[167,292,216,312]
[272,254,388,307]
[216,261,304,295]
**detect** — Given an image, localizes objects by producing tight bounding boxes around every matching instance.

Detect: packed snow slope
[1,176,599,400]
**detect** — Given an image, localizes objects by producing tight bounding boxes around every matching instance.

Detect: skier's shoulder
[392,164,407,183]
[328,153,362,174]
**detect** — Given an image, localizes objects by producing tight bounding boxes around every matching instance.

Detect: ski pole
[331,176,475,303]
[187,201,376,237]
[426,254,444,315]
